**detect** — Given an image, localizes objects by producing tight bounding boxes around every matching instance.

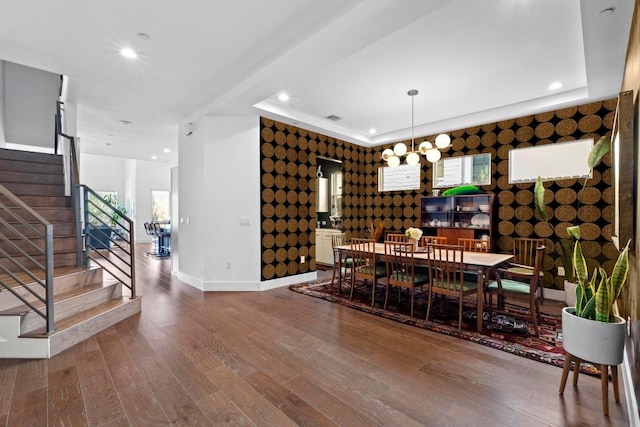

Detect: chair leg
[458,296,463,331]
[410,288,414,318]
[488,289,494,322]
[349,274,356,301]
[531,294,539,336]
[384,283,390,310]
[331,258,339,293]
[426,289,433,322]
[371,279,376,307]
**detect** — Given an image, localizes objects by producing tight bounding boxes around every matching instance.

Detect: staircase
[0,148,141,358]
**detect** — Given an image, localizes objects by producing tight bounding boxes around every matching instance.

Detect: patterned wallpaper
[260,99,617,290]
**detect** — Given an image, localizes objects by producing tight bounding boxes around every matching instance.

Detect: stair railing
[77,186,136,298]
[0,184,55,333]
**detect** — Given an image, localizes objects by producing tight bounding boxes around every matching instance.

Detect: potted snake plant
[535,135,631,365]
[534,135,611,305]
[561,234,630,365]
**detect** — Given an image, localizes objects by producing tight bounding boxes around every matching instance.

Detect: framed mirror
[433,153,491,188]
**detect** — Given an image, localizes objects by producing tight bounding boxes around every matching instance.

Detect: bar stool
[144,222,159,255]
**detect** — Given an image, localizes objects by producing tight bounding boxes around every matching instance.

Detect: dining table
[335,243,514,331]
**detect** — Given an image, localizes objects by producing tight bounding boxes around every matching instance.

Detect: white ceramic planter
[562,307,626,365]
[564,280,577,307]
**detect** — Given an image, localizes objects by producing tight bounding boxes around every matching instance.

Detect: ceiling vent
[325,114,342,121]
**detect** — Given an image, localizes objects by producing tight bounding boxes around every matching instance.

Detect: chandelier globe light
[380,89,451,167]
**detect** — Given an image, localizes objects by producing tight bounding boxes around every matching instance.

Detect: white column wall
[177,115,315,291]
[176,119,206,286]
[0,61,5,146]
[201,116,261,290]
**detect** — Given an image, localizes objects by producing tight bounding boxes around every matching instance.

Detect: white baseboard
[176,271,317,292]
[623,349,640,425]
[542,288,565,302]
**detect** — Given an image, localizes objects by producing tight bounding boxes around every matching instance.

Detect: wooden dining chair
[458,238,488,253]
[426,244,478,330]
[380,241,429,317]
[507,237,545,301]
[419,236,447,246]
[457,238,489,295]
[486,245,545,336]
[350,238,387,306]
[386,233,407,242]
[331,233,351,295]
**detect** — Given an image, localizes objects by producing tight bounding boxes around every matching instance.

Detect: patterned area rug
[290,278,599,376]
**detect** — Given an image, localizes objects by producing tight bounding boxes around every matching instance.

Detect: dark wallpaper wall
[260,99,617,290]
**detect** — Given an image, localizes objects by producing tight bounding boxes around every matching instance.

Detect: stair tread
[21,297,139,337]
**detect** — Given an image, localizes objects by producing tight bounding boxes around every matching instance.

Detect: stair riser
[0,160,62,175]
[49,297,142,357]
[0,149,62,164]
[0,236,76,256]
[20,283,123,334]
[0,222,76,237]
[1,182,65,197]
[0,170,64,185]
[0,268,103,311]
[0,195,70,208]
[0,208,74,222]
[0,252,77,275]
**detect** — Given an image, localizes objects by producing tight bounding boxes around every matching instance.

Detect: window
[151,190,170,222]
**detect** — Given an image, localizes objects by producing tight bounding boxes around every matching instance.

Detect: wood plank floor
[0,245,629,426]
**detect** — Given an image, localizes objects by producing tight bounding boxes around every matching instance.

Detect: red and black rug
[290,278,598,376]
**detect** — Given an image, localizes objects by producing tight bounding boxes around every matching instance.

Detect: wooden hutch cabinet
[420,194,495,249]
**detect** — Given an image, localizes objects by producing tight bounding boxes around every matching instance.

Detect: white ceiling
[0,0,634,163]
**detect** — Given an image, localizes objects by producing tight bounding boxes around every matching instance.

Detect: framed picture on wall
[611,90,635,250]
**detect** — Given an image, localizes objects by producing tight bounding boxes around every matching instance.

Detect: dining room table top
[335,243,514,268]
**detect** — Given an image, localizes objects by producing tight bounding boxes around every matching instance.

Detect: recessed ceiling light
[600,7,615,15]
[369,128,377,135]
[163,148,170,153]
[137,33,151,40]
[151,155,158,160]
[104,142,112,147]
[548,82,563,90]
[119,120,132,125]
[119,47,137,59]
[278,93,289,102]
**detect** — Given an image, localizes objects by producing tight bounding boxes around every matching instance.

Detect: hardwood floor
[0,245,629,426]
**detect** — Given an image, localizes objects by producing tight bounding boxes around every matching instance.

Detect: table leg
[476,266,484,331]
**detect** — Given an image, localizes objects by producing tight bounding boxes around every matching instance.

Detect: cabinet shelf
[420,194,495,249]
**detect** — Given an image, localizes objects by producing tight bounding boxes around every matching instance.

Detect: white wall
[0,61,5,146]
[4,61,59,148]
[171,167,179,275]
[79,154,125,196]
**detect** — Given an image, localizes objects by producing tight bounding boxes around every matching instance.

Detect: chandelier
[381,89,451,167]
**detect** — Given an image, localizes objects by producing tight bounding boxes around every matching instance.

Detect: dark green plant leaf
[534,176,548,223]
[566,225,580,240]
